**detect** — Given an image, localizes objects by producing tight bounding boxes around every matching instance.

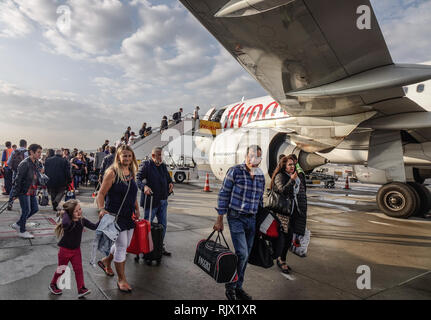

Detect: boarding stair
[130,113,199,160]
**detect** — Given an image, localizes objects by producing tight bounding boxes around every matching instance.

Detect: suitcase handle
[206,230,230,251]
[143,193,153,213]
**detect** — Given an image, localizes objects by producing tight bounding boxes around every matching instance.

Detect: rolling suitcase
[135,195,165,266]
[143,222,164,266]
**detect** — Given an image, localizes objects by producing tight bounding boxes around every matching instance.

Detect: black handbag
[263,189,291,216]
[248,233,274,269]
[194,230,238,283]
[38,188,49,206]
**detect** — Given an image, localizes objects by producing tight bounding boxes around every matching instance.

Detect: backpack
[10,150,26,171]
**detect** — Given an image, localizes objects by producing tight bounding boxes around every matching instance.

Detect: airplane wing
[180,0,431,151]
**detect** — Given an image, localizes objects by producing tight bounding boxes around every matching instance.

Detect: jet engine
[208,128,327,183]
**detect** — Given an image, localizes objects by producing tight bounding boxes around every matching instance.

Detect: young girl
[49,199,104,298]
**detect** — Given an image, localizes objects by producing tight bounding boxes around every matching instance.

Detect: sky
[0,0,430,149]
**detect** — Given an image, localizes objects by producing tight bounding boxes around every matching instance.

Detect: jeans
[74,175,82,189]
[144,199,168,241]
[51,247,84,291]
[3,167,12,194]
[17,195,39,233]
[225,210,256,291]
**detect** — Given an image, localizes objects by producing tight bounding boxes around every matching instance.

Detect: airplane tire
[407,182,431,217]
[174,172,186,183]
[377,182,418,219]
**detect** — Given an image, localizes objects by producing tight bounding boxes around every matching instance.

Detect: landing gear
[377,182,431,218]
[407,182,431,218]
[377,182,417,219]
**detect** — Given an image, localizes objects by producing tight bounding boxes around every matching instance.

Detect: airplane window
[258,110,262,116]
[235,114,238,119]
[417,84,425,93]
[266,109,270,114]
[253,111,256,116]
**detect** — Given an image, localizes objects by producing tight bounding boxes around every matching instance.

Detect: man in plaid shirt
[214,145,265,300]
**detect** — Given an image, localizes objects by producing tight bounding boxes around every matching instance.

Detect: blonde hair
[106,144,138,182]
[54,199,80,238]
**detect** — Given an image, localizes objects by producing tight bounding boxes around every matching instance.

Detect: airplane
[178,0,431,219]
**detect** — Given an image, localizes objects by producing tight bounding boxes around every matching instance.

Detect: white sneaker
[11,223,20,231]
[18,231,34,239]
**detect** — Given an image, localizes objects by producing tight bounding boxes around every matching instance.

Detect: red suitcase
[127,219,153,254]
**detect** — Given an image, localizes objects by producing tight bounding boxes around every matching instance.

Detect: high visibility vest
[296,163,304,175]
[4,148,13,167]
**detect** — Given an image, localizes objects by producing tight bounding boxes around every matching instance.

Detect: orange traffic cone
[203,173,212,192]
[344,176,350,190]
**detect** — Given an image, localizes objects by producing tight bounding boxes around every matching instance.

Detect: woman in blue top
[95,145,140,293]
[71,151,87,190]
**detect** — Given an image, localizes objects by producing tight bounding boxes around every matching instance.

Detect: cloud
[0,80,129,148]
[372,0,431,63]
[14,0,138,58]
[0,0,34,38]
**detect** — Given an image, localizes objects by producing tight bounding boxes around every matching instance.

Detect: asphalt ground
[0,177,430,300]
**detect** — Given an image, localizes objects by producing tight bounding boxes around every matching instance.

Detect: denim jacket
[90,214,119,265]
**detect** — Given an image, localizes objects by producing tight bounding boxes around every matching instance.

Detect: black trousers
[3,167,13,194]
[279,227,294,261]
[48,186,66,210]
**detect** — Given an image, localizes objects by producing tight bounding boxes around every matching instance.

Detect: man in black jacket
[172,108,183,124]
[99,146,116,183]
[137,147,174,256]
[10,144,43,239]
[45,149,72,211]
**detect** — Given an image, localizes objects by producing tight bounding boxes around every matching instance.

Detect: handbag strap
[115,177,132,223]
[206,230,231,251]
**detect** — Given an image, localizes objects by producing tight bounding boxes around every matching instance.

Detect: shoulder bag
[263,189,291,216]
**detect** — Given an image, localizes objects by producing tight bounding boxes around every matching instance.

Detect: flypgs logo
[223,101,288,129]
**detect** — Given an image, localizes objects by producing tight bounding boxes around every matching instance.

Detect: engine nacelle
[353,165,431,184]
[209,128,327,183]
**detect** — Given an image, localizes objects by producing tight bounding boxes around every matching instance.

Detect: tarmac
[0,176,430,300]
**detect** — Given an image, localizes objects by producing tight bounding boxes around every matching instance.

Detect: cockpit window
[211,107,227,122]
[403,87,408,94]
[417,84,425,93]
